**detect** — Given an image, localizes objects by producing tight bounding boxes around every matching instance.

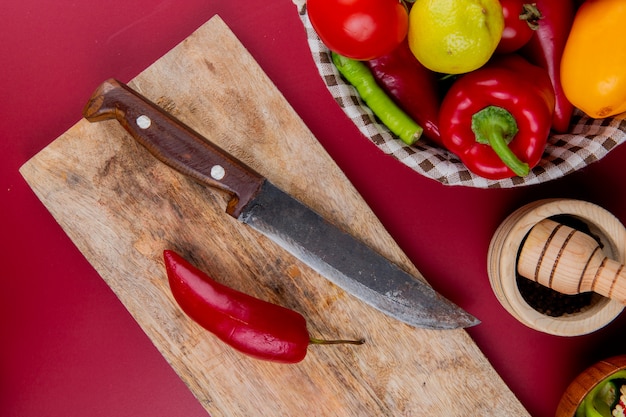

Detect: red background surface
[2,1,625,416]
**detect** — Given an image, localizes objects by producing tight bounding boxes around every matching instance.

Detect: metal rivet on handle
[211,165,226,180]
[136,115,152,129]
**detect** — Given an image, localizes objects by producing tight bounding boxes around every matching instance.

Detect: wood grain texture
[20,15,528,416]
[518,218,626,304]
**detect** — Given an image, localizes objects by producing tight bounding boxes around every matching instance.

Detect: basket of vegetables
[293,0,626,188]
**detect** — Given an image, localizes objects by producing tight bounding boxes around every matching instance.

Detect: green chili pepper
[577,370,626,417]
[331,52,423,146]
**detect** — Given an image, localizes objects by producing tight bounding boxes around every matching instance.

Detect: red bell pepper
[163,250,363,363]
[520,0,575,133]
[439,54,555,180]
[366,40,443,145]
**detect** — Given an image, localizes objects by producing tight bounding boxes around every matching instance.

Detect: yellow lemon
[408,0,504,74]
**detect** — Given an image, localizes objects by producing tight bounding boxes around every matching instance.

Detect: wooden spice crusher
[488,198,626,336]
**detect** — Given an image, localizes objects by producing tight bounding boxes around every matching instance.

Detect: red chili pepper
[163,250,363,364]
[439,54,555,180]
[520,0,575,133]
[366,40,443,146]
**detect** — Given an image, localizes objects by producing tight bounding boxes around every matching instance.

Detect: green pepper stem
[309,337,365,346]
[471,106,530,177]
[520,3,543,31]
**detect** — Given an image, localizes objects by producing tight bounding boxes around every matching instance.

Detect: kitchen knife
[83,78,479,329]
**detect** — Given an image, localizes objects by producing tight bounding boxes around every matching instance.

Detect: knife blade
[83,78,479,329]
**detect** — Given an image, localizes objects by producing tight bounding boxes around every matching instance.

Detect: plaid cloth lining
[295,2,626,188]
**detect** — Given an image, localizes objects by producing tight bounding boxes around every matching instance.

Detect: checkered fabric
[295,2,626,188]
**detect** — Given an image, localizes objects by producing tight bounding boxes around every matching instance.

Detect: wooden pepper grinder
[518,218,626,305]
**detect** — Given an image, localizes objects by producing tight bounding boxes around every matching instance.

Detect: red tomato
[496,0,540,53]
[307,0,409,61]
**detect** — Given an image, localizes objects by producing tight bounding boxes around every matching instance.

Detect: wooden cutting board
[20,15,529,417]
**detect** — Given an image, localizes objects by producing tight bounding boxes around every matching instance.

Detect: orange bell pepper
[561,0,626,118]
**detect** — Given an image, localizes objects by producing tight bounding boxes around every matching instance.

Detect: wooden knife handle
[82,78,265,218]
